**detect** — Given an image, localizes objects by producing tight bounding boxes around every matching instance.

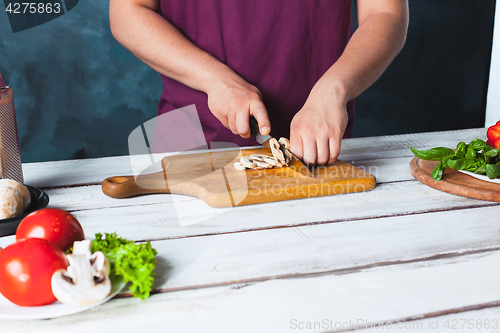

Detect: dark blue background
[0,0,495,163]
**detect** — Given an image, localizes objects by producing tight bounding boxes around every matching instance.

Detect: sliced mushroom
[234,153,285,170]
[233,162,246,170]
[249,154,266,162]
[240,156,257,169]
[279,137,291,149]
[269,138,287,166]
[254,160,273,169]
[51,240,111,307]
[282,147,294,164]
[250,154,283,168]
[259,155,283,167]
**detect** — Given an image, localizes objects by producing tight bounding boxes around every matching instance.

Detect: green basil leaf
[441,155,452,169]
[411,147,455,161]
[485,163,500,179]
[468,138,488,151]
[475,164,487,174]
[432,161,445,181]
[447,158,465,170]
[455,142,467,158]
[463,158,482,171]
[484,148,499,158]
[465,148,476,159]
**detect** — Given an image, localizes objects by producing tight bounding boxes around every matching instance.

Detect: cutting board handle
[102,172,170,198]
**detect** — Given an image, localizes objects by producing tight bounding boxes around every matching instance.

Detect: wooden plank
[355,306,500,333]
[22,129,486,188]
[137,205,500,294]
[338,127,485,161]
[6,203,500,299]
[59,181,498,241]
[352,156,414,183]
[1,249,499,333]
[46,184,189,212]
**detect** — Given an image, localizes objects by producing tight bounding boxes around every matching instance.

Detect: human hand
[290,93,348,166]
[206,76,271,138]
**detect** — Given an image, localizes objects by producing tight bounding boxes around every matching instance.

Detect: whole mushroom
[51,240,111,307]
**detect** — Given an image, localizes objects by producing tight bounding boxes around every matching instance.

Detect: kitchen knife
[249,116,313,177]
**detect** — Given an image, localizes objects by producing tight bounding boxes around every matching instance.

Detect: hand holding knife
[249,116,314,177]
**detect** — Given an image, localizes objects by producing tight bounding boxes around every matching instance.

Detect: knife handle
[249,116,260,137]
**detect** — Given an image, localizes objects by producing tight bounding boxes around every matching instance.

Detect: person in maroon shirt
[110,0,408,165]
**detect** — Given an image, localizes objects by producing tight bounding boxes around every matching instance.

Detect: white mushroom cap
[51,240,111,307]
[0,187,22,219]
[0,179,31,212]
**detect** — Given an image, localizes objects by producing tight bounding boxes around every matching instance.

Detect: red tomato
[0,238,68,306]
[16,208,85,252]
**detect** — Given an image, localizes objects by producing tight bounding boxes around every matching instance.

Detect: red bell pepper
[487,121,500,149]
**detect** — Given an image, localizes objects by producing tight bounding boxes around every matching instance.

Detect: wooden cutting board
[409,156,500,202]
[102,148,376,207]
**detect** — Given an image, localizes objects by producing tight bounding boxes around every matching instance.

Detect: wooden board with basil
[410,138,500,181]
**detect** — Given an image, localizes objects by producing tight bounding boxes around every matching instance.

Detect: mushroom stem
[51,240,111,307]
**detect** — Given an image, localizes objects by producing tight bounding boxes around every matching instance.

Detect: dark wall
[0,0,161,163]
[0,0,496,162]
[352,0,495,138]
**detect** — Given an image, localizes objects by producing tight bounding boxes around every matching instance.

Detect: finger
[290,129,303,161]
[250,99,271,135]
[235,108,251,138]
[316,137,330,166]
[228,113,238,135]
[328,137,341,164]
[302,137,318,166]
[212,109,230,130]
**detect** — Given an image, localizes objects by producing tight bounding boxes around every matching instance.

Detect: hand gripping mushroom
[51,239,112,306]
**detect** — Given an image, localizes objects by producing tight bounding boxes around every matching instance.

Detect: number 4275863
[5,2,61,14]
[444,319,498,330]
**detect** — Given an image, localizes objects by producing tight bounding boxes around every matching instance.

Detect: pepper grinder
[0,72,24,183]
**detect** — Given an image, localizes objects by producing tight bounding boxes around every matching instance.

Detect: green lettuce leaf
[91,232,158,300]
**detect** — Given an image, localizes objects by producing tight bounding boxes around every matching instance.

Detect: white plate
[457,170,500,184]
[0,235,126,320]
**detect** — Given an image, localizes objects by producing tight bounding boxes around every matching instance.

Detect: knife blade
[249,116,313,177]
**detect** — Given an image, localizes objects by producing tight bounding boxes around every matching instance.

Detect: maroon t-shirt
[158,0,354,147]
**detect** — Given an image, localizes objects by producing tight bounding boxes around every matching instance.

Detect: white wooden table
[2,128,500,333]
